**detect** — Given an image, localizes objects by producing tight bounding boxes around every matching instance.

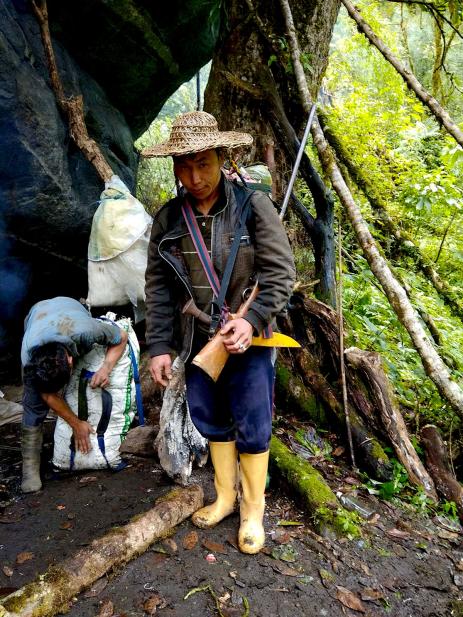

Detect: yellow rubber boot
[238,450,269,554]
[192,441,238,529]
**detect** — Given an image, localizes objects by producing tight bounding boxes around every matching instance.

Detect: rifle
[190,283,259,382]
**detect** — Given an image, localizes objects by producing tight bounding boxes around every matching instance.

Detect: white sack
[87,175,152,308]
[52,316,139,470]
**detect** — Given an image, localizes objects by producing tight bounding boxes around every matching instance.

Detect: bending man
[21,296,128,492]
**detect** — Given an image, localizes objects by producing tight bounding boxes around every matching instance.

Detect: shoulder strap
[209,184,254,336]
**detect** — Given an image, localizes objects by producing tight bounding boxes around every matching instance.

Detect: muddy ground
[2,418,463,617]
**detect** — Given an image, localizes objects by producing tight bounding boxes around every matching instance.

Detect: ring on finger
[239,343,246,351]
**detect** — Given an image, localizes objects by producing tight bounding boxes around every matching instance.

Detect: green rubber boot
[21,425,43,493]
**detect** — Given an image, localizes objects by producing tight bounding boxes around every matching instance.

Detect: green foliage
[314,505,362,539]
[307,0,463,443]
[365,458,409,500]
[439,499,459,521]
[135,117,176,213]
[364,458,455,518]
[340,252,463,428]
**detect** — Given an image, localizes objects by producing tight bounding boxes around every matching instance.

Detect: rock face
[0,0,220,377]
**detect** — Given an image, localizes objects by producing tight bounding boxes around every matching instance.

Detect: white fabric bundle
[87,175,152,309]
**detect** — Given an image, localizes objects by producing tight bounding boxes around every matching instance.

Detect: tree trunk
[204,0,340,195]
[431,15,444,101]
[0,486,203,617]
[204,0,339,306]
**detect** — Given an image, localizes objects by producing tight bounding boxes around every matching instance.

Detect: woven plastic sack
[87,175,152,307]
[52,315,139,470]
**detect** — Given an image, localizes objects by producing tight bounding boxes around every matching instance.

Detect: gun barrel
[182,299,212,325]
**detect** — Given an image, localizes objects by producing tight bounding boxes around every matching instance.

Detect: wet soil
[1,420,463,617]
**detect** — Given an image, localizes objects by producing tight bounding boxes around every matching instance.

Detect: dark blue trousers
[22,382,50,427]
[186,346,274,454]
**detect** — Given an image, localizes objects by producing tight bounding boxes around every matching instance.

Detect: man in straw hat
[143,111,295,554]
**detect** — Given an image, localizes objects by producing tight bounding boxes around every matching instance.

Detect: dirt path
[1,421,462,617]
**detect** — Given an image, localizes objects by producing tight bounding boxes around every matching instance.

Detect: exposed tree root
[279,299,392,481]
[346,347,437,501]
[421,424,463,520]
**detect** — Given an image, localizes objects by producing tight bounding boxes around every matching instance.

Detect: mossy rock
[270,435,361,538]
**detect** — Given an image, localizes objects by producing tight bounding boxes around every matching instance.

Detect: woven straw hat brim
[141,131,253,158]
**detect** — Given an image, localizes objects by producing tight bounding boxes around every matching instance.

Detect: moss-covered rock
[270,436,361,538]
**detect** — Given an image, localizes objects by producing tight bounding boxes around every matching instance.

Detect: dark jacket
[145,176,296,361]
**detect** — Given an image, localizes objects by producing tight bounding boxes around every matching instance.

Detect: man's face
[173,149,224,202]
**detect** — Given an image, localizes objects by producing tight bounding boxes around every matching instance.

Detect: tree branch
[385,0,463,40]
[30,0,113,182]
[279,0,463,422]
[341,0,463,148]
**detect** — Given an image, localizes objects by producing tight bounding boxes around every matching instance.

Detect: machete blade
[251,332,301,348]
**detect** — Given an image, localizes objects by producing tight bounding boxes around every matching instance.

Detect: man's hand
[73,420,95,454]
[150,354,172,387]
[90,363,111,389]
[220,318,253,354]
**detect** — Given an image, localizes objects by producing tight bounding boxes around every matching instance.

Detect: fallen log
[0,485,203,617]
[346,347,437,501]
[421,424,463,520]
[270,436,361,538]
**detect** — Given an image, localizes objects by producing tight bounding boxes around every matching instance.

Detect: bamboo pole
[337,221,356,470]
[278,0,463,421]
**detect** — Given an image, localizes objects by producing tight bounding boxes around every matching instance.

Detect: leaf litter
[182,530,198,550]
[336,586,366,613]
[15,551,34,564]
[184,583,250,617]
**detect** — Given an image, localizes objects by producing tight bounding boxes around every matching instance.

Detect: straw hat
[141,111,253,157]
